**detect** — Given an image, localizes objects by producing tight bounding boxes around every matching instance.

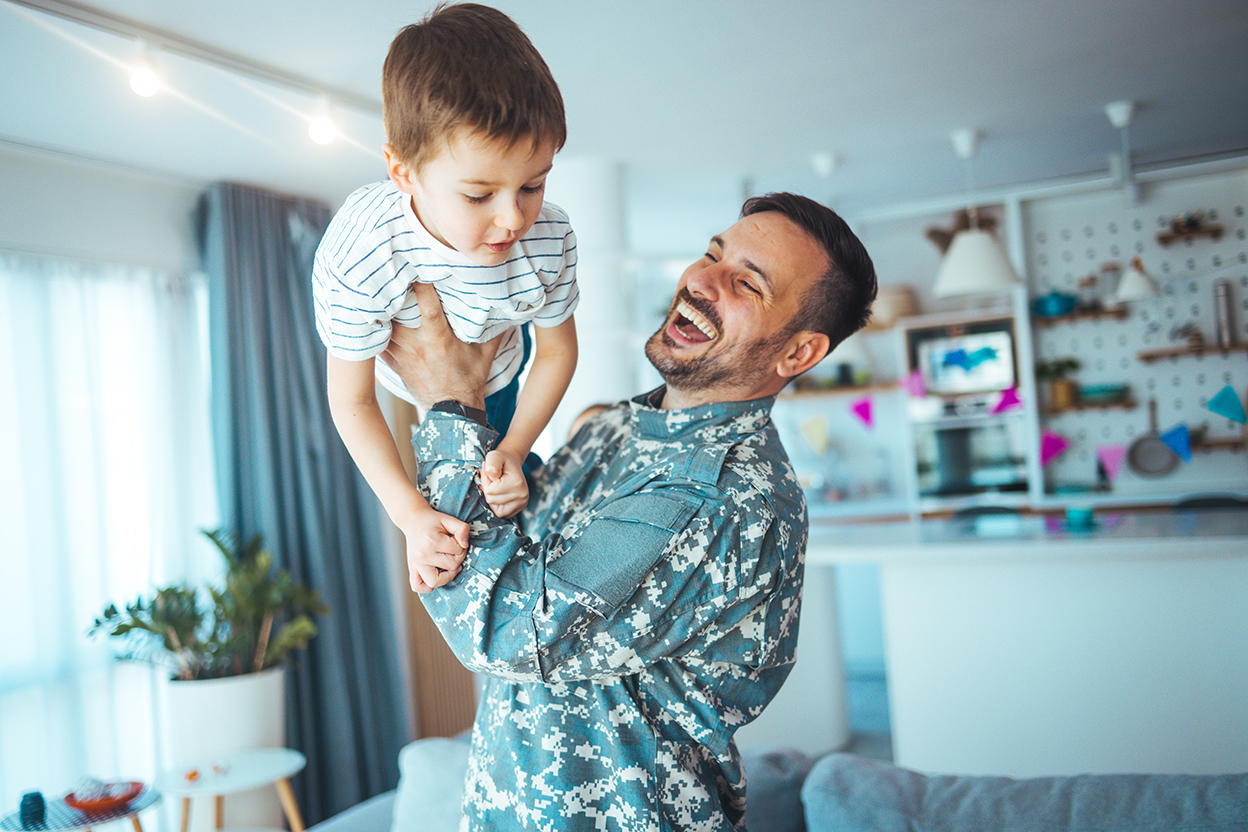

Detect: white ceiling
[3,0,1247,219]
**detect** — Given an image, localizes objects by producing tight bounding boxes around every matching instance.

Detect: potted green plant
[92,529,329,806]
[1035,357,1081,412]
[92,528,328,681]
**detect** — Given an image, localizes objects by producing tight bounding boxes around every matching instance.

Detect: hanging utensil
[1126,397,1179,477]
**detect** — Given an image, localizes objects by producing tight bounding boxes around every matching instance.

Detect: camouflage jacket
[412,388,808,831]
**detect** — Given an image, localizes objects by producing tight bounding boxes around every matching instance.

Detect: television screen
[915,328,1015,395]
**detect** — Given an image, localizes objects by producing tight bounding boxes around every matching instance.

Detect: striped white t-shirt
[313,180,579,402]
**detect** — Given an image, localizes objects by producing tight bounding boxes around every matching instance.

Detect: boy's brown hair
[383,3,566,171]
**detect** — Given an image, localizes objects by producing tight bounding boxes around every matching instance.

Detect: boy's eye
[465,193,491,204]
[522,183,545,195]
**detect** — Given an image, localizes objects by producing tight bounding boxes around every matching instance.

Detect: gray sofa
[309,737,1248,831]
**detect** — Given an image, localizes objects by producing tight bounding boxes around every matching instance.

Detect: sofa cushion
[740,746,816,832]
[801,753,1248,832]
[391,736,471,832]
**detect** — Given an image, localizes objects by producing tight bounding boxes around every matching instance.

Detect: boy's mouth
[671,300,718,343]
[485,240,514,254]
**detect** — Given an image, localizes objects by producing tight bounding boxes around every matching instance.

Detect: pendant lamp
[932,129,1021,299]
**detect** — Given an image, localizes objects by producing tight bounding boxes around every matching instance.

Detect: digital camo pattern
[412,388,809,831]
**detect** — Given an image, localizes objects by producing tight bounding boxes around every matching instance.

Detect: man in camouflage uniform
[386,192,877,830]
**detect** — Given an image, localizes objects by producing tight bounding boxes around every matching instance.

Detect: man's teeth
[677,301,717,340]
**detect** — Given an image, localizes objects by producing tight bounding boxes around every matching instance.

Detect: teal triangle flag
[1160,424,1191,462]
[1207,385,1247,424]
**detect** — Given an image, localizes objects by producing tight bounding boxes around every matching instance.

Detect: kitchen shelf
[784,381,898,398]
[1155,224,1223,247]
[1033,306,1129,328]
[1137,343,1248,363]
[1193,436,1246,453]
[1045,397,1136,416]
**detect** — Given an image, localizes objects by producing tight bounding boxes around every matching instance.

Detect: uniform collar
[628,386,775,443]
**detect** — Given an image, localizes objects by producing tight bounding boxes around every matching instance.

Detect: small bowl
[1032,292,1078,317]
[64,782,143,815]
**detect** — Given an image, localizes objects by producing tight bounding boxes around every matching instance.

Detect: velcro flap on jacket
[549,492,700,616]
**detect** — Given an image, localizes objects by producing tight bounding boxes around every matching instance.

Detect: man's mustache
[673,289,722,335]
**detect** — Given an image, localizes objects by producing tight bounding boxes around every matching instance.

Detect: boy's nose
[495,200,524,231]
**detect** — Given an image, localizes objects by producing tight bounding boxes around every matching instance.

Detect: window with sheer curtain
[0,252,219,815]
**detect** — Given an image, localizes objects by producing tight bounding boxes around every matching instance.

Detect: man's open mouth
[671,300,718,343]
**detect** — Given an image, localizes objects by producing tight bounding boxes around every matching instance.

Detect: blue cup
[1065,506,1094,529]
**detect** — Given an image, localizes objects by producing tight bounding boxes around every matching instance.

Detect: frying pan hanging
[1126,398,1179,477]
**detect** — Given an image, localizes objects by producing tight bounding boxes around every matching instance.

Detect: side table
[0,788,159,831]
[153,748,305,832]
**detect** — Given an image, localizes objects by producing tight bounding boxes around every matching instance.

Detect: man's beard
[644,290,793,394]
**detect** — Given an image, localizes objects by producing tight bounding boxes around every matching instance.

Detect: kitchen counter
[806,509,1248,777]
[807,509,1248,566]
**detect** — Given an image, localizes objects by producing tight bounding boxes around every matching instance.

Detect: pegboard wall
[1025,169,1248,497]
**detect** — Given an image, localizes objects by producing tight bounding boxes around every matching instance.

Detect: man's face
[393,131,555,267]
[645,210,828,404]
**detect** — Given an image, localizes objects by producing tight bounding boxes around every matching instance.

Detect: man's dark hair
[741,193,877,350]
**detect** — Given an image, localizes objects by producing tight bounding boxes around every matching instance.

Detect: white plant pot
[160,665,287,831]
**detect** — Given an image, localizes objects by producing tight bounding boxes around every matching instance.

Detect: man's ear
[776,331,831,379]
[383,144,417,193]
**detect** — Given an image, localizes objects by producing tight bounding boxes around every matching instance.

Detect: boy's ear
[775,331,831,380]
[383,144,416,193]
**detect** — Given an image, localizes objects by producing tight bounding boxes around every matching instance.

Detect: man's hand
[380,281,501,410]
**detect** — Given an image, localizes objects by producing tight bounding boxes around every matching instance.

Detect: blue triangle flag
[1160,424,1191,462]
[1207,385,1247,425]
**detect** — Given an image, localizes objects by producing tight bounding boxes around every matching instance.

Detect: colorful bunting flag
[992,386,1022,414]
[1160,424,1192,462]
[850,396,873,429]
[1207,384,1247,424]
[1097,444,1127,481]
[1040,430,1070,467]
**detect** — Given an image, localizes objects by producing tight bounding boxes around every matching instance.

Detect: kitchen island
[808,510,1248,777]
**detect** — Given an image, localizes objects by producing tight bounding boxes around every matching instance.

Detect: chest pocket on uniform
[549,492,701,617]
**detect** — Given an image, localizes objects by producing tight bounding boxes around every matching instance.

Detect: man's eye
[704,251,718,263]
[739,279,760,295]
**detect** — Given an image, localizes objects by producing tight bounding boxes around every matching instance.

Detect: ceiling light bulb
[130,57,160,97]
[309,115,336,145]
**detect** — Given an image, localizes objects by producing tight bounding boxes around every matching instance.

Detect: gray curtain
[197,181,410,824]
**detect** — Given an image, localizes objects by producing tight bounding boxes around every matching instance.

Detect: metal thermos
[1214,279,1234,347]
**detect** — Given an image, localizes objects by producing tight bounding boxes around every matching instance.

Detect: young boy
[312,3,578,590]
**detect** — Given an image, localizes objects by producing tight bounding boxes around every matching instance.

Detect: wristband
[429,399,490,427]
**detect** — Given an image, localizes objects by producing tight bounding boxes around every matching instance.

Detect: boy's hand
[481,447,529,519]
[401,505,470,594]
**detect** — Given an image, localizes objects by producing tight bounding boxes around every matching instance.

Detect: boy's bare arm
[326,353,468,591]
[496,315,578,463]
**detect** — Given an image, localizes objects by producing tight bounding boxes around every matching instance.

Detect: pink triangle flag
[850,396,874,429]
[1097,444,1127,481]
[992,386,1022,414]
[1040,430,1070,467]
[902,369,926,397]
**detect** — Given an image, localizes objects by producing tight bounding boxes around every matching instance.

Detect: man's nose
[685,263,725,300]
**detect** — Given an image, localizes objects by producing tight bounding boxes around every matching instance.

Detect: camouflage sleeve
[411,412,787,684]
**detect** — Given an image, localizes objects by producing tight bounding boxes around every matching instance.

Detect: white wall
[0,145,203,272]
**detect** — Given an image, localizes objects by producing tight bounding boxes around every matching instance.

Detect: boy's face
[385,131,555,267]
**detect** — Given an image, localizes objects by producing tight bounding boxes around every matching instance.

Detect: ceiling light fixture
[932,128,1022,299]
[1105,100,1139,205]
[129,40,160,97]
[308,98,337,145]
